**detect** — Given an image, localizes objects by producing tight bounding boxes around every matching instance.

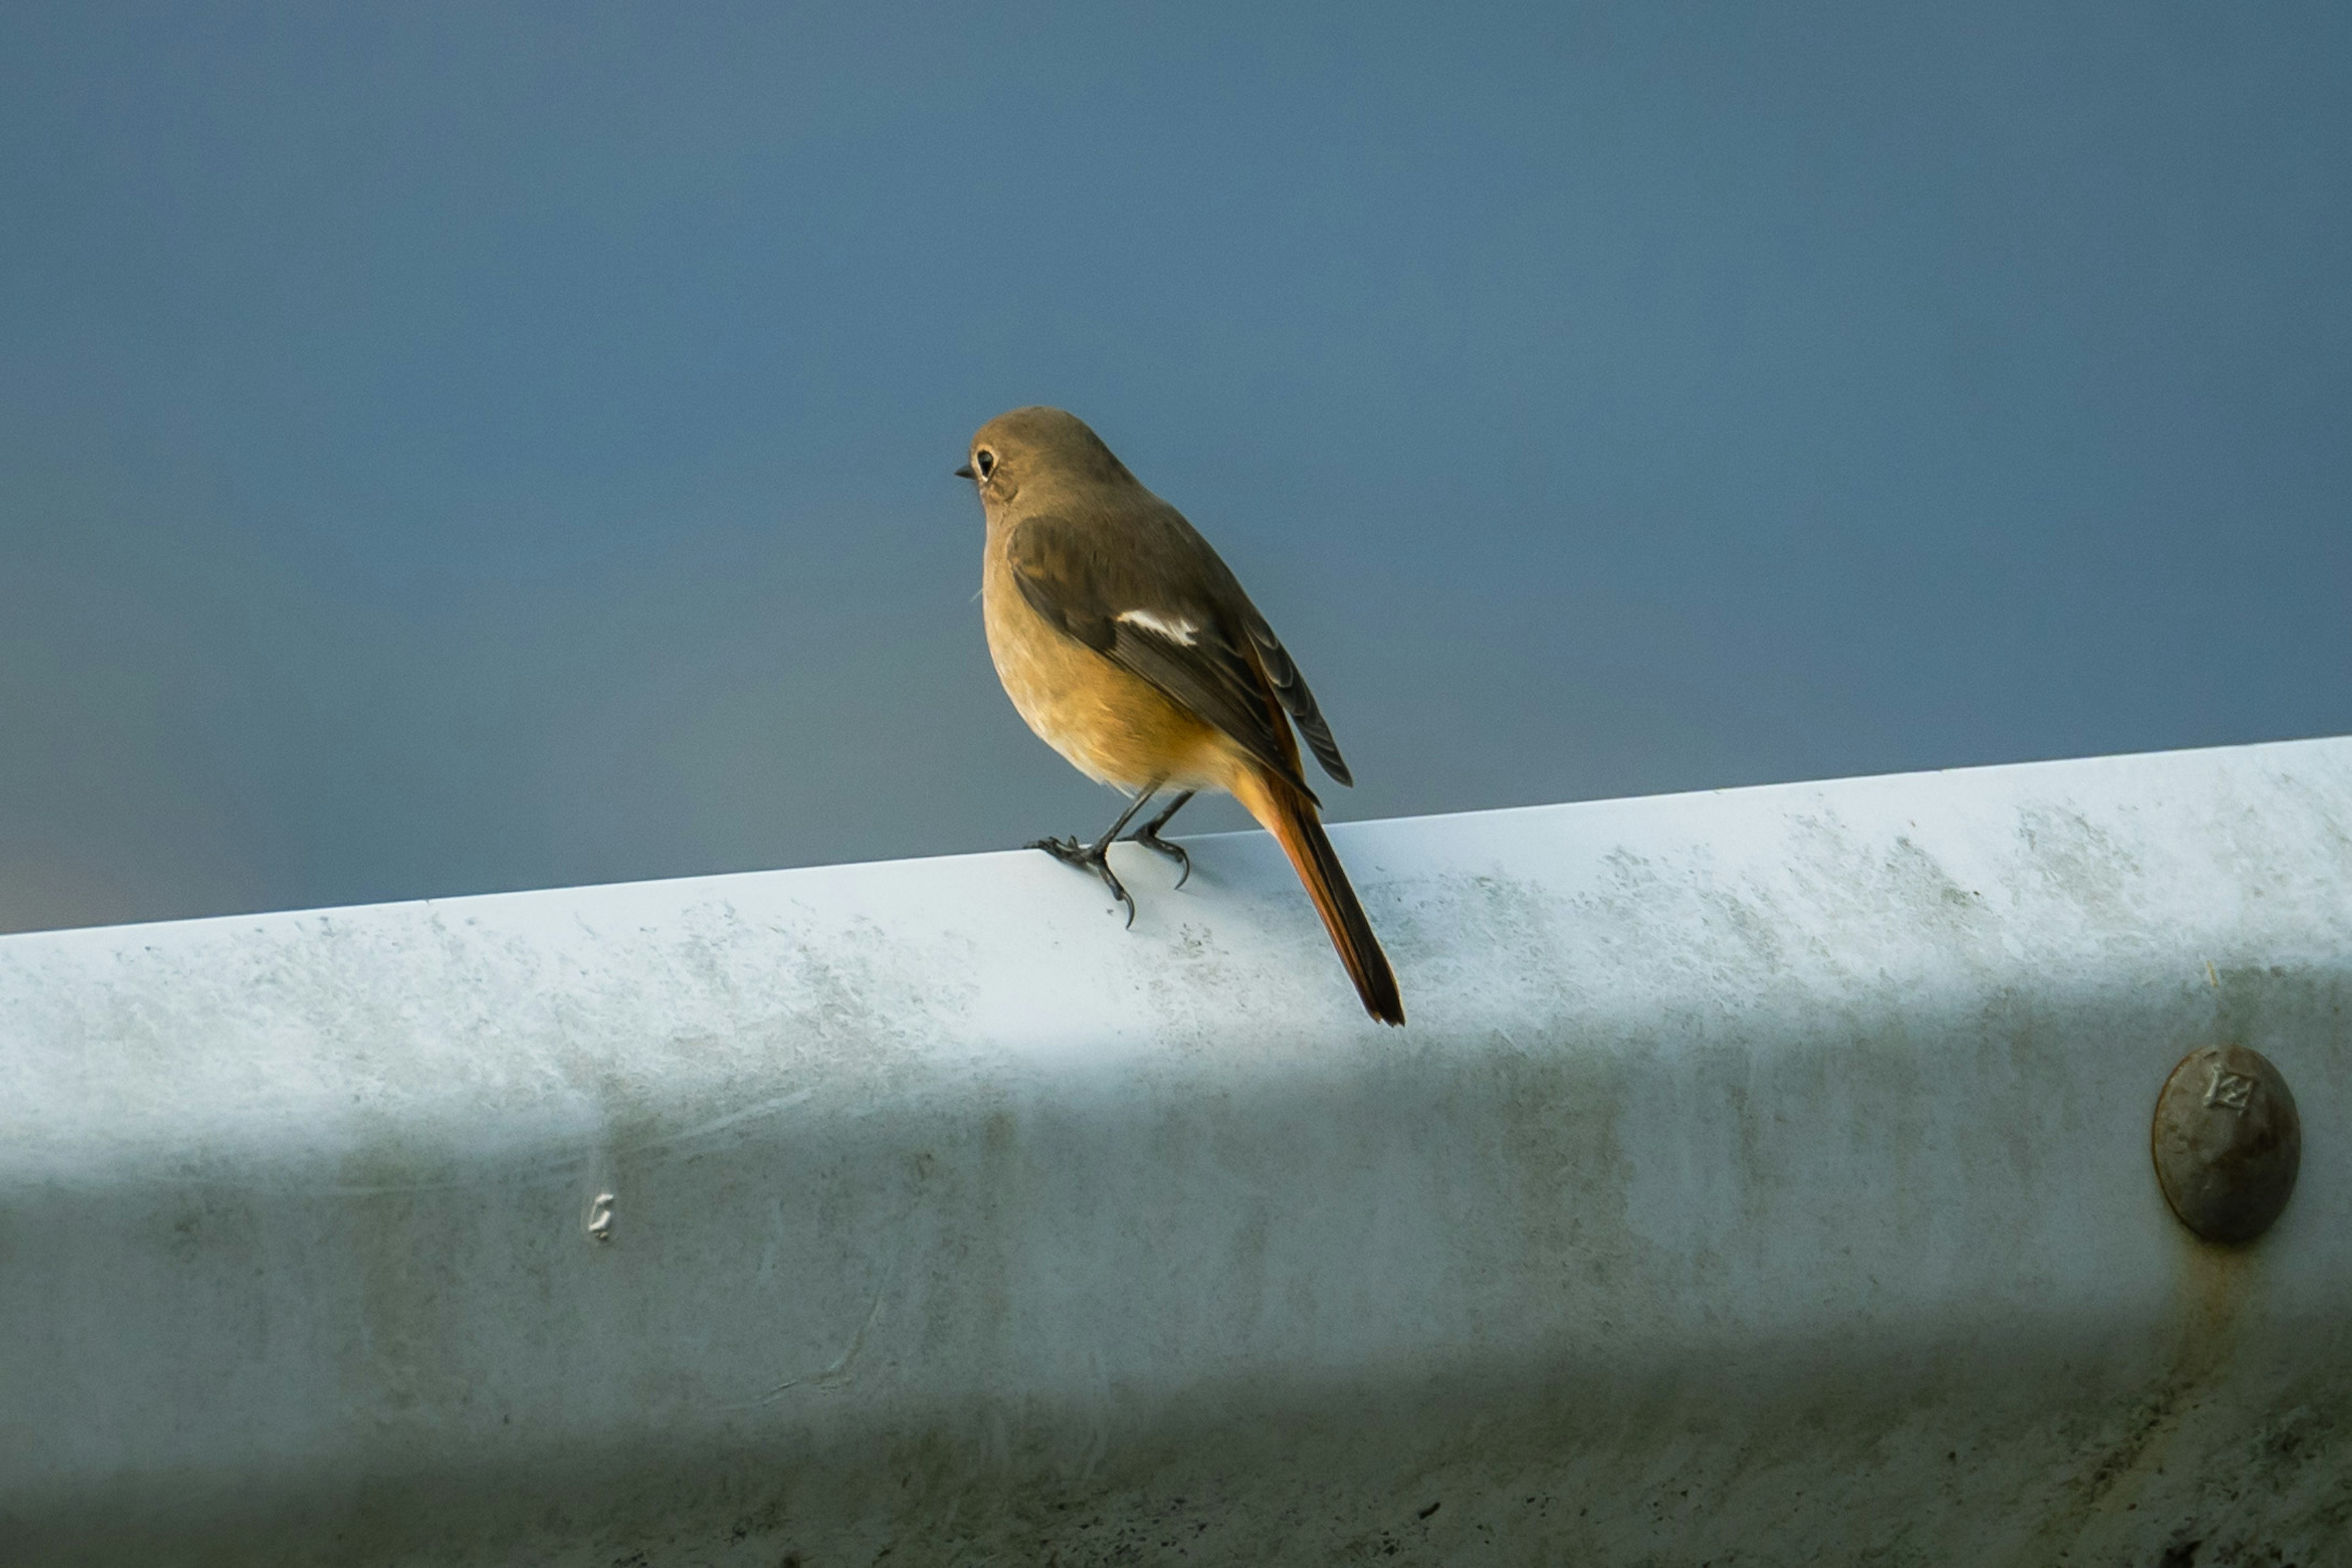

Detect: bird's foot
[1124,825,1191,888]
[1028,835,1136,927]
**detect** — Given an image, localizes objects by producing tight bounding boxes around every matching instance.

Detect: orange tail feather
[1232,767,1404,1025]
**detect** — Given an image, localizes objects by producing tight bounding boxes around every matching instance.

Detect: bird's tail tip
[1240,772,1405,1027]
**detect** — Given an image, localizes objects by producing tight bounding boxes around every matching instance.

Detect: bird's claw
[1125,827,1191,888]
[1028,835,1137,927]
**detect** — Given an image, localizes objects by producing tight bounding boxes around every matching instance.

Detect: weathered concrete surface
[2,738,2348,1565]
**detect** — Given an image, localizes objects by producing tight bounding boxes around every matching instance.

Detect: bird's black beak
[954,464,975,480]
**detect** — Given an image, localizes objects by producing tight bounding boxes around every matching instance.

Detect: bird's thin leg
[1123,790,1196,888]
[1029,786,1162,927]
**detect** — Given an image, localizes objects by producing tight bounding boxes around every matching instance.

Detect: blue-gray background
[2,4,2346,934]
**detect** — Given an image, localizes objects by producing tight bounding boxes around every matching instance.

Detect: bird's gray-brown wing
[1241,611,1351,786]
[1006,508,1352,796]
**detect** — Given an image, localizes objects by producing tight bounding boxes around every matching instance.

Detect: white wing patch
[1116,608,1200,646]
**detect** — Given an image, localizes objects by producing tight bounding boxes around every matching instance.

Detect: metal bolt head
[2151,1044,2300,1245]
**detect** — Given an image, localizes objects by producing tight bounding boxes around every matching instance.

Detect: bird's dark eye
[974,450,996,478]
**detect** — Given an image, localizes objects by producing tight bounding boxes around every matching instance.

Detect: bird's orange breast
[982,539,1232,793]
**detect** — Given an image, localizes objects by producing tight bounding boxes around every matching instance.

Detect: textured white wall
[3,739,2348,1564]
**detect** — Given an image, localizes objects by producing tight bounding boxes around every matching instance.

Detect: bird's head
[959,406,1136,510]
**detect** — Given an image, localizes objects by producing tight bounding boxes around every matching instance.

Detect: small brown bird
[962,406,1403,1026]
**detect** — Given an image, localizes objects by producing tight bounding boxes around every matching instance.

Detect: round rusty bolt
[2150,1044,2301,1245]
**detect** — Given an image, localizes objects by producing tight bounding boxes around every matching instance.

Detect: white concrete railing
[3,738,2348,1565]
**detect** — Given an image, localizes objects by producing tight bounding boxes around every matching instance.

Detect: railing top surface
[4,736,2348,1179]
